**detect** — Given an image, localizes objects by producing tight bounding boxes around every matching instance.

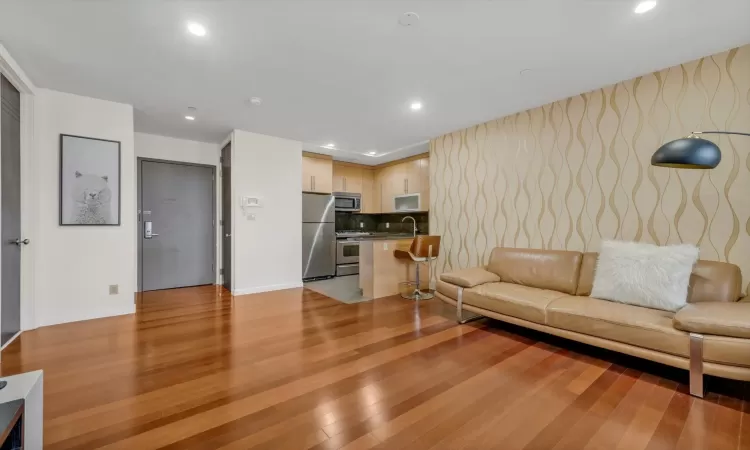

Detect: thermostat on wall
[241,197,261,207]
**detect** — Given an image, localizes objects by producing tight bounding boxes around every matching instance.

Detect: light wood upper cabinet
[322,154,428,212]
[302,154,333,193]
[378,164,405,213]
[332,163,363,194]
[374,155,430,212]
[419,157,430,211]
[360,169,379,214]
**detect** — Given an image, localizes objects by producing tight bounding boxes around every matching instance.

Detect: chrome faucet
[402,216,416,237]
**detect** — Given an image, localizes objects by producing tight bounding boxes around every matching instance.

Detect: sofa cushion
[439,267,501,288]
[464,283,568,324]
[486,248,583,295]
[436,279,461,301]
[576,252,598,296]
[688,260,743,303]
[546,296,689,357]
[674,303,750,338]
[704,335,750,367]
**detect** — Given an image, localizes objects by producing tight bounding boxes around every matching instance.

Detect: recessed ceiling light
[187,22,207,37]
[185,115,195,121]
[410,101,423,111]
[323,143,335,149]
[634,1,657,14]
[249,97,262,106]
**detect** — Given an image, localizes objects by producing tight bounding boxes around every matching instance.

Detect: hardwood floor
[1,286,749,449]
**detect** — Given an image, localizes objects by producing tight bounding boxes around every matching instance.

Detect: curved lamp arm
[691,131,750,137]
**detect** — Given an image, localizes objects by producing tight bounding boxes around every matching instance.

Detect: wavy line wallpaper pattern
[430,45,750,293]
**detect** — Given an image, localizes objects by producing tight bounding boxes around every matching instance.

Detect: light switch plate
[109,285,119,295]
[386,223,389,229]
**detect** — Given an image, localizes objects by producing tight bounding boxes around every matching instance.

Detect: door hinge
[220,268,224,275]
[220,219,224,226]
[220,156,224,163]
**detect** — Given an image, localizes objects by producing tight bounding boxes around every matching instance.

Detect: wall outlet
[359,222,364,228]
[109,284,119,295]
[385,223,389,229]
[383,243,388,250]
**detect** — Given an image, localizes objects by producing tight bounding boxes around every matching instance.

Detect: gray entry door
[1,75,22,345]
[140,160,215,291]
[221,144,231,292]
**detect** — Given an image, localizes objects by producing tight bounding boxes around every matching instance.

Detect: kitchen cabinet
[332,163,363,194]
[361,169,379,214]
[419,157,430,211]
[377,163,405,213]
[302,154,333,193]
[375,155,429,212]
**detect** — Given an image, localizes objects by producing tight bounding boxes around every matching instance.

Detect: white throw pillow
[590,240,699,312]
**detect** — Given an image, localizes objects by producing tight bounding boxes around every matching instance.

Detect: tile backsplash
[336,212,429,234]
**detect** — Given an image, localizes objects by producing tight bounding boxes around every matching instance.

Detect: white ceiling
[1,0,749,165]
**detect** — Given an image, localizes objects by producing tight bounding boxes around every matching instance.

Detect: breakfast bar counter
[359,238,428,299]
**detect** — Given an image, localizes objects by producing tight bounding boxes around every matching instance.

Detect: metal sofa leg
[456,287,482,324]
[689,333,705,398]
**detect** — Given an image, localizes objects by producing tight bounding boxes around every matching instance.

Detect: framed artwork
[59,134,121,226]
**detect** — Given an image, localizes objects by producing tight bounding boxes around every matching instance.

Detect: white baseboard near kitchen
[233,282,304,296]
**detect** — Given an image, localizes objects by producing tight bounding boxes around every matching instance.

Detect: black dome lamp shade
[651,131,750,169]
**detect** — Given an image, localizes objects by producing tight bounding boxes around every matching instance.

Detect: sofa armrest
[674,303,750,339]
[440,268,500,288]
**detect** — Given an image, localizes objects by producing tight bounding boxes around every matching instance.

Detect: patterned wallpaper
[430,45,750,292]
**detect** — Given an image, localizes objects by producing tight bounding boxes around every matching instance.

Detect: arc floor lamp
[651,130,750,398]
[652,131,750,169]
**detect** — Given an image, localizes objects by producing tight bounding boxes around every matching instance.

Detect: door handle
[144,221,159,239]
[11,238,30,246]
[225,233,231,238]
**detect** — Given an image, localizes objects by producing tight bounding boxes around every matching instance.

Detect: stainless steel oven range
[335,231,370,276]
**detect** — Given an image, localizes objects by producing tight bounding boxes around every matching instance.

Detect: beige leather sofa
[436,247,748,397]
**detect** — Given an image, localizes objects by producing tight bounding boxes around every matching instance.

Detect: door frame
[0,44,37,337]
[136,157,217,293]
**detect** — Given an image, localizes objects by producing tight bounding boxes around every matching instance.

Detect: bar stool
[394,235,441,301]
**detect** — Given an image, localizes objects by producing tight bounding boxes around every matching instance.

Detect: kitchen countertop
[337,233,425,241]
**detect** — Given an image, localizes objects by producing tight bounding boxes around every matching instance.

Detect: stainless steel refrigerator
[302,193,336,280]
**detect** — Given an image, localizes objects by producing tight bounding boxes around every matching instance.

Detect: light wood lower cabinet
[302,154,333,194]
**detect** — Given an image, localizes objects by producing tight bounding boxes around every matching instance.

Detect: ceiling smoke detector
[398,12,420,27]
[248,97,263,106]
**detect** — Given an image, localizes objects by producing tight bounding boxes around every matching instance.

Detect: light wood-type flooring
[1,286,749,449]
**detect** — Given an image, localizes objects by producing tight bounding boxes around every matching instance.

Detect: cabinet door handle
[343,176,346,192]
[406,179,409,193]
[312,175,315,191]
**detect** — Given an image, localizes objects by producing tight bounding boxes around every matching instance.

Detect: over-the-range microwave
[334,192,361,212]
[394,193,421,212]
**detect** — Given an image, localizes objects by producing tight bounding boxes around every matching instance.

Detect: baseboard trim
[233,282,303,296]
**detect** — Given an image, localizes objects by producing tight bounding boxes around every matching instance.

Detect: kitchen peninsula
[359,238,428,299]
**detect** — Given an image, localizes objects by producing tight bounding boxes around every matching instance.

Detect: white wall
[231,130,302,294]
[135,132,218,166]
[33,89,136,327]
[134,132,221,284]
